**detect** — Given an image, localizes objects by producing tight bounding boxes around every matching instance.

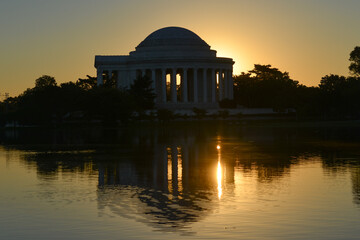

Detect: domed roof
[136,27,210,49]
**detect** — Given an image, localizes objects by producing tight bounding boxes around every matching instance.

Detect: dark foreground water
[0,123,359,239]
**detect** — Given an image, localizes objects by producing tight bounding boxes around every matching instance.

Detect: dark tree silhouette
[233,64,299,109]
[35,75,57,89]
[349,46,360,76]
[129,75,156,110]
[319,74,347,93]
[319,74,360,119]
[4,45,360,126]
[76,75,97,90]
[0,74,161,125]
[86,87,135,124]
[294,85,321,118]
[103,74,117,88]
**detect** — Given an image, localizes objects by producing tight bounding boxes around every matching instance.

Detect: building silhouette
[95,26,234,109]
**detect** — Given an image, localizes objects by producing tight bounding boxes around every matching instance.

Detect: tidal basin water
[0,123,359,239]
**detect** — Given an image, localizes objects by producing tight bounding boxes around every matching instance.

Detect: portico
[95,27,234,109]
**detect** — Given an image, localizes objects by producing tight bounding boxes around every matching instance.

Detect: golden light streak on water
[217,160,222,199]
[217,144,222,199]
[167,147,172,194]
[177,146,183,195]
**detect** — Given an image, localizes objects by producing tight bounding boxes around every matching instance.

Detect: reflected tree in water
[1,123,360,233]
[351,168,360,205]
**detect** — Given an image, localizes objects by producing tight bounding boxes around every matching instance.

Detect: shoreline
[2,118,360,130]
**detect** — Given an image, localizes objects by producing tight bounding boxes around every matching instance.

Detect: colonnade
[97,66,234,104]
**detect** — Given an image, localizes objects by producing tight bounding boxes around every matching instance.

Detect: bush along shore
[2,47,360,127]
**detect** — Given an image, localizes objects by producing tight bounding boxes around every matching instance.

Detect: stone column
[182,68,188,103]
[193,68,198,103]
[97,68,103,86]
[219,69,223,101]
[124,71,129,88]
[211,68,216,103]
[203,68,207,103]
[171,68,177,103]
[151,69,156,101]
[224,70,228,99]
[161,69,167,103]
[115,70,121,88]
[130,70,137,87]
[108,70,112,85]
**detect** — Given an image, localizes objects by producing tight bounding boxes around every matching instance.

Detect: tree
[0,97,19,126]
[319,74,347,93]
[294,85,321,118]
[233,64,299,109]
[16,86,60,124]
[87,88,135,124]
[129,75,156,110]
[319,74,360,119]
[233,72,256,107]
[103,74,117,88]
[35,75,57,89]
[349,46,360,76]
[58,82,87,114]
[249,64,289,81]
[76,75,97,90]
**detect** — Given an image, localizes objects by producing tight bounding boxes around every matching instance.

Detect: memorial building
[95,27,234,109]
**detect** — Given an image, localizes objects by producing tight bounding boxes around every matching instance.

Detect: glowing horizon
[1,0,360,96]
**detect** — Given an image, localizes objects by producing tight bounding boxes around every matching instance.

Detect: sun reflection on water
[217,144,222,199]
[177,146,183,195]
[166,146,184,198]
[167,147,172,194]
[217,160,222,199]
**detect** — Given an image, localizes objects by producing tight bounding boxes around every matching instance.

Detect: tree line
[232,46,360,119]
[1,46,360,126]
[0,75,156,126]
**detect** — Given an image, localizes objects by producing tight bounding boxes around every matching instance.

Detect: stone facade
[95,27,234,109]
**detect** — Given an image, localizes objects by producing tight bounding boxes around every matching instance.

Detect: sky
[1,0,360,97]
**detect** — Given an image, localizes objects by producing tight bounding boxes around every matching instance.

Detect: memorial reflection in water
[95,131,228,231]
[1,125,360,238]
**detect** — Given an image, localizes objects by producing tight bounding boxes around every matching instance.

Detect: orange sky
[1,0,360,96]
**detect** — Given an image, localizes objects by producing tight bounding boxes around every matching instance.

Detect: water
[0,123,359,239]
